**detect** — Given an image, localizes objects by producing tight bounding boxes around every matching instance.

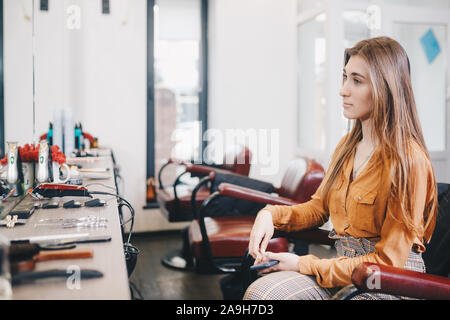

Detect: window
[296,13,327,153]
[296,3,372,164]
[146,0,207,204]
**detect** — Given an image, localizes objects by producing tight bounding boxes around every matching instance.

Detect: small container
[47,122,53,146]
[79,123,85,149]
[51,161,70,184]
[74,124,81,150]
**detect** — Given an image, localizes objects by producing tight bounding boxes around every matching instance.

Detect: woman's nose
[339,81,350,97]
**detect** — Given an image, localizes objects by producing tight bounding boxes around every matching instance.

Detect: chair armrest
[157,158,190,189]
[167,157,190,165]
[218,183,334,246]
[185,164,237,176]
[217,182,299,206]
[351,262,450,300]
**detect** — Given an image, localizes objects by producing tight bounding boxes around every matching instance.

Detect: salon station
[0,0,449,301]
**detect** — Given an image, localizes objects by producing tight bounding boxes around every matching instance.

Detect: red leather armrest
[167,157,190,165]
[185,165,240,176]
[218,183,334,246]
[351,262,450,300]
[217,182,299,206]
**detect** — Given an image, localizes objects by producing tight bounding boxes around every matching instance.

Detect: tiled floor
[128,230,337,300]
[128,231,224,300]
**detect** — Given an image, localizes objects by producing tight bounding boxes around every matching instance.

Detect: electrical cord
[84,183,123,207]
[103,196,121,205]
[88,190,140,277]
[84,182,117,192]
[116,174,125,195]
[128,280,144,300]
[88,191,135,245]
[118,203,133,225]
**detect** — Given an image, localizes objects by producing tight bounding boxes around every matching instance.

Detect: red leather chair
[187,157,325,274]
[158,146,252,270]
[156,145,252,222]
[330,261,450,300]
[333,182,450,300]
[236,182,450,300]
[162,164,273,271]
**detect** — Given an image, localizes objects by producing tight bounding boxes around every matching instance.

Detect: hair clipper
[7,142,19,185]
[36,140,49,183]
[30,183,91,199]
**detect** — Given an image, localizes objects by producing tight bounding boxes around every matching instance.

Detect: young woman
[245,36,438,300]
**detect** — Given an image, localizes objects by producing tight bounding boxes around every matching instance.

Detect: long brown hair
[321,36,437,241]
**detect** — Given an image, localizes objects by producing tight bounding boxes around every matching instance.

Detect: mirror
[4,0,134,152]
[4,0,79,151]
[1,0,140,194]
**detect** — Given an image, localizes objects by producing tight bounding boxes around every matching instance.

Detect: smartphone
[249,259,280,271]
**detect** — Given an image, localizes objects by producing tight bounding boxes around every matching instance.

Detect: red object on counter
[1,143,66,165]
[83,132,95,144]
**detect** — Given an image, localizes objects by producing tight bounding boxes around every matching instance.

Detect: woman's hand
[256,251,300,274]
[248,209,274,264]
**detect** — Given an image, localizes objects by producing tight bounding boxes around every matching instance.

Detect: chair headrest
[278,157,324,203]
[221,145,252,176]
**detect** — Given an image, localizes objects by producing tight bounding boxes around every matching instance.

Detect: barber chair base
[194,257,245,275]
[161,248,195,271]
[156,186,211,222]
[161,227,195,271]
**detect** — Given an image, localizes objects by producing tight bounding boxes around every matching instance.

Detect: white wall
[4,0,35,145]
[3,0,297,232]
[208,0,297,186]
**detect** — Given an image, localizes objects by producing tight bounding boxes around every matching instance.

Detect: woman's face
[339,55,373,121]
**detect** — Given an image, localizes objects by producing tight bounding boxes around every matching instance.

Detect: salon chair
[156,145,252,222]
[158,146,252,270]
[238,183,450,300]
[333,182,450,300]
[187,157,325,277]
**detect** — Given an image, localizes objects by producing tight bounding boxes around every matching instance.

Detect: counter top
[1,152,131,299]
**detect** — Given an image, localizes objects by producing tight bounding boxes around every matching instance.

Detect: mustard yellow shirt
[266,135,436,288]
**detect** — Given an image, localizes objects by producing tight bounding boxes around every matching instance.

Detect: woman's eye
[343,74,347,80]
[354,78,361,84]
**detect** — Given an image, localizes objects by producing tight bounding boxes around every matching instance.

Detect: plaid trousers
[243,230,425,300]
